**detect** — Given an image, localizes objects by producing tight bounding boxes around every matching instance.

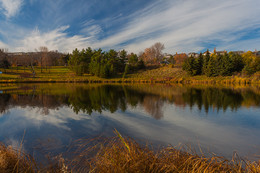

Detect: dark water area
[0,84,260,162]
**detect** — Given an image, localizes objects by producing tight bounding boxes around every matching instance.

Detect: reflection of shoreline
[0,84,259,119]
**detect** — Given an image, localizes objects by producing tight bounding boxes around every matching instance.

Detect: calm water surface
[0,84,260,161]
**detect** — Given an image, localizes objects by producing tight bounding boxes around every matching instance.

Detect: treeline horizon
[0,42,260,78]
[183,50,260,76]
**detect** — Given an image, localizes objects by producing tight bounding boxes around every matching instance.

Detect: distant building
[202,51,213,56]
[188,52,199,58]
[231,51,244,55]
[215,51,227,56]
[163,54,172,60]
[254,51,260,56]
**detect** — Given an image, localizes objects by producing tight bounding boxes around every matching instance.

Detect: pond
[0,83,260,162]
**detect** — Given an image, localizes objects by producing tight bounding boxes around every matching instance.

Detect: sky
[0,0,260,54]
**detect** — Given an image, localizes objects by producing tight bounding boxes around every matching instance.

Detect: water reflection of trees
[0,85,259,119]
[182,88,244,113]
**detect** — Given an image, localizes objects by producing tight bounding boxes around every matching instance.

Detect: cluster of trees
[0,47,69,74]
[0,49,10,72]
[183,50,260,77]
[68,48,145,78]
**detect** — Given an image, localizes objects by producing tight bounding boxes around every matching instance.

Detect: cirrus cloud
[0,0,23,18]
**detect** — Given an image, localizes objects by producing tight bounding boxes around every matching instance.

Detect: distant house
[231,51,244,55]
[255,51,260,56]
[188,52,199,58]
[159,60,169,65]
[163,54,173,60]
[215,51,227,56]
[202,51,213,56]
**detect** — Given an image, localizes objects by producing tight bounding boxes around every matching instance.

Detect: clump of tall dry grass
[1,130,260,172]
[69,130,260,173]
[0,143,36,173]
[0,142,67,173]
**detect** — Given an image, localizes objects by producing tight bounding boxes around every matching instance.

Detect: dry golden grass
[68,130,260,173]
[0,143,36,173]
[0,142,66,173]
[1,131,260,173]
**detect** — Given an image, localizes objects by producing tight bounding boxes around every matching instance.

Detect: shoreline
[0,77,259,85]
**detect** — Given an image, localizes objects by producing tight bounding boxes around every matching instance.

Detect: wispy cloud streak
[0,0,23,18]
[1,0,260,53]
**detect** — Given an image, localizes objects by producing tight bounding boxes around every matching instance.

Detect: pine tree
[183,56,196,76]
[205,56,216,77]
[195,53,203,75]
[202,50,210,75]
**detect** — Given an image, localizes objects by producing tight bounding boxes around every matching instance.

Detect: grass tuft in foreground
[0,143,36,173]
[1,131,260,172]
[69,131,260,173]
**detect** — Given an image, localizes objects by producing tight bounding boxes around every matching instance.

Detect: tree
[202,50,210,75]
[119,49,127,72]
[173,53,188,67]
[39,46,49,73]
[128,53,138,66]
[241,51,259,75]
[152,42,165,63]
[205,56,216,77]
[142,42,165,65]
[68,48,83,75]
[195,53,203,75]
[0,49,10,72]
[182,56,196,76]
[229,52,244,73]
[218,52,232,76]
[89,49,103,77]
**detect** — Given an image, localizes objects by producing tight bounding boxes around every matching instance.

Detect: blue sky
[0,0,260,53]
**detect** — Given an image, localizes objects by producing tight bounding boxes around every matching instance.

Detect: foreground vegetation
[1,131,260,172]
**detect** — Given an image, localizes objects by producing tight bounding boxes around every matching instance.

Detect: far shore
[0,66,259,85]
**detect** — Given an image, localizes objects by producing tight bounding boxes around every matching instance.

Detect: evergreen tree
[183,56,196,76]
[219,52,232,76]
[205,56,216,77]
[68,48,83,75]
[89,49,103,76]
[195,53,203,75]
[229,52,244,73]
[202,50,210,75]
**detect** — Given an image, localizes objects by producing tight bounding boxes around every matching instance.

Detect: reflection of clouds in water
[0,90,260,160]
[0,106,91,133]
[100,106,260,159]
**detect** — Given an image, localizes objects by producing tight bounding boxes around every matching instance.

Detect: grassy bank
[0,66,259,85]
[1,132,260,172]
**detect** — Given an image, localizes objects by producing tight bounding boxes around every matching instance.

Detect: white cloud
[0,0,23,18]
[14,26,93,52]
[90,0,260,53]
[1,0,260,53]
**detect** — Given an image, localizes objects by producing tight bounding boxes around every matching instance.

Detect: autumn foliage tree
[142,42,165,65]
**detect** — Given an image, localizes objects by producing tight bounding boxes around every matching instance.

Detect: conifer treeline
[68,48,145,78]
[183,50,260,76]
